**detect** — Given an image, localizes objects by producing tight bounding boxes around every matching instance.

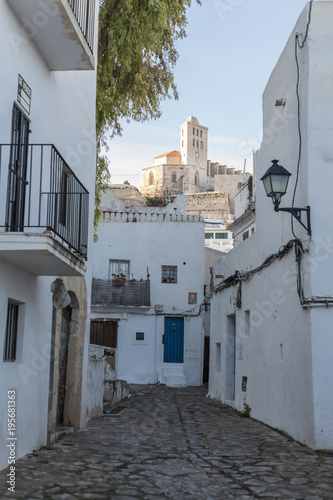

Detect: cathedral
[139,116,213,197]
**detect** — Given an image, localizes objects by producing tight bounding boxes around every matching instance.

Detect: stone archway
[48,277,87,441]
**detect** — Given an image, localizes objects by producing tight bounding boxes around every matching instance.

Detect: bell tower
[180,116,208,169]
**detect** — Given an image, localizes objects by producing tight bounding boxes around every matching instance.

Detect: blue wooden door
[164,317,184,363]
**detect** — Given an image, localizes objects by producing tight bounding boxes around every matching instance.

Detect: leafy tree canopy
[95,0,200,233]
[97,0,199,141]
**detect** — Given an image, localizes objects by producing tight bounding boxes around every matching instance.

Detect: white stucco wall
[91,196,205,387]
[0,1,98,469]
[209,2,333,450]
[0,262,53,470]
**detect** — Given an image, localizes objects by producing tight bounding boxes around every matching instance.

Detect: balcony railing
[0,144,89,259]
[92,279,151,308]
[67,0,96,53]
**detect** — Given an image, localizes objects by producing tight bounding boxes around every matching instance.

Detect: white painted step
[163,365,187,388]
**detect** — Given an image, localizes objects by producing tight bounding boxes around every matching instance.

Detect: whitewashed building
[209,1,333,450]
[91,189,205,387]
[0,0,98,470]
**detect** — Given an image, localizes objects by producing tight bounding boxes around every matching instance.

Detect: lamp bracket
[276,206,311,236]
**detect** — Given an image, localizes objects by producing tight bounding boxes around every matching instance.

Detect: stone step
[163,366,187,388]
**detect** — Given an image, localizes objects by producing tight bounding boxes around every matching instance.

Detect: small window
[200,141,203,149]
[215,233,228,239]
[172,170,177,183]
[181,140,184,147]
[197,129,199,136]
[196,140,199,148]
[205,233,214,239]
[215,343,221,372]
[193,139,195,146]
[200,130,202,138]
[136,332,145,341]
[243,230,249,241]
[193,127,195,134]
[149,171,154,185]
[195,171,199,186]
[4,302,19,361]
[109,260,130,280]
[161,265,177,283]
[238,182,242,190]
[182,129,184,136]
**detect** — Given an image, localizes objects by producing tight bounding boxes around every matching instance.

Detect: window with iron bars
[161,265,177,284]
[109,260,130,280]
[4,302,19,361]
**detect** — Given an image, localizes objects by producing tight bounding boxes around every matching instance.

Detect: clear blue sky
[106,0,311,186]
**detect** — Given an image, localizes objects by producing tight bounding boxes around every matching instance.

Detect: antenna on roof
[243,158,246,184]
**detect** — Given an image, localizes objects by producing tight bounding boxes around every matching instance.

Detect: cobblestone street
[1,385,333,499]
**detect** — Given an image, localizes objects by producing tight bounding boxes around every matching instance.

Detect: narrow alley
[1,385,333,499]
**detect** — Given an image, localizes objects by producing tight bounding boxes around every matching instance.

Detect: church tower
[180,116,208,169]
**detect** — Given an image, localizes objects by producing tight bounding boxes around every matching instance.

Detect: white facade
[229,177,255,245]
[0,0,98,470]
[204,220,234,252]
[91,190,205,387]
[209,1,333,450]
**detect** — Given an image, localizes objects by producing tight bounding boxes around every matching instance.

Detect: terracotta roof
[154,150,181,160]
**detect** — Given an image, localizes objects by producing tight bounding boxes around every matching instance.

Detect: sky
[106,0,312,186]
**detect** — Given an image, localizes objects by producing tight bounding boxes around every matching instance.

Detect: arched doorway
[57,305,71,425]
[48,277,87,442]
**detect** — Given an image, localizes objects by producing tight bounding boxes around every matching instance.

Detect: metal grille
[108,260,130,280]
[7,104,30,232]
[161,265,177,284]
[92,278,150,307]
[164,317,184,363]
[4,302,19,361]
[0,144,89,258]
[90,320,118,348]
[67,0,96,53]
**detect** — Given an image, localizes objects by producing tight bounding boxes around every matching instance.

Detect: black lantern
[260,159,292,210]
[260,159,311,235]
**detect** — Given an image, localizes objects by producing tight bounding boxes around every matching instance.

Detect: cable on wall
[292,0,313,238]
[212,237,333,308]
[212,239,301,295]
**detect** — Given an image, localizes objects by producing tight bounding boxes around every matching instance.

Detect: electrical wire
[292,0,313,238]
[212,237,333,309]
[212,239,300,295]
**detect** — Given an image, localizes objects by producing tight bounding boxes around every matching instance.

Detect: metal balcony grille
[67,0,96,53]
[0,144,89,259]
[92,278,151,308]
[90,320,118,348]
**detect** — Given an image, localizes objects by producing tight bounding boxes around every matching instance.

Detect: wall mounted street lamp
[260,159,311,235]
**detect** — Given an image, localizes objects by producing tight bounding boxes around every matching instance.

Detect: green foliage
[94,0,200,232]
[94,145,110,236]
[237,403,251,418]
[247,175,253,203]
[144,196,165,206]
[97,0,199,140]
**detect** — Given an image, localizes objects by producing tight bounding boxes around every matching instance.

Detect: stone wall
[186,192,232,219]
[214,173,251,214]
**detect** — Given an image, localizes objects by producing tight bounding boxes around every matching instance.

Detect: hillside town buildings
[90,189,205,388]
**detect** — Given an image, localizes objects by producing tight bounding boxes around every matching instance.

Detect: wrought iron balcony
[7,0,96,70]
[67,0,95,53]
[92,279,151,308]
[0,144,89,261]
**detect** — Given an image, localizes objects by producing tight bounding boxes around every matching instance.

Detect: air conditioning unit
[155,305,164,313]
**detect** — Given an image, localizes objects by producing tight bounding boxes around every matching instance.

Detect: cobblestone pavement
[1,385,333,499]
